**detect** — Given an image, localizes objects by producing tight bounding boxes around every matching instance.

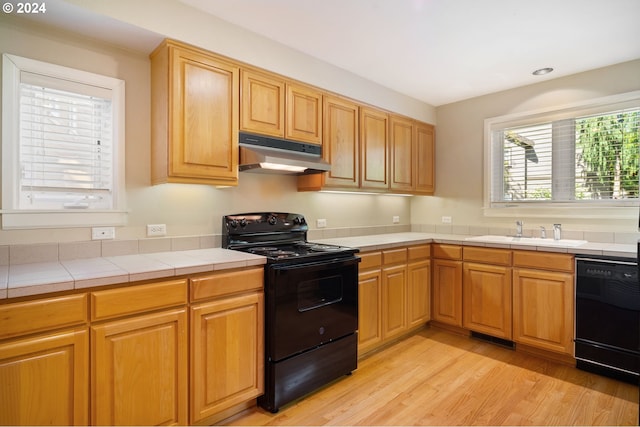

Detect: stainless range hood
[239,132,330,175]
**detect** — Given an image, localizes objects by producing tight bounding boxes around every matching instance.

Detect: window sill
[483,205,637,220]
[1,210,128,229]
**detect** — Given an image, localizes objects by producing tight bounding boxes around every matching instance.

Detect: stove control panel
[224,212,308,233]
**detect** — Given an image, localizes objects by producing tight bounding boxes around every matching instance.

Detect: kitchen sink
[464,235,588,247]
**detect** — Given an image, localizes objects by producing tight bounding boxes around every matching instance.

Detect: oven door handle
[271,256,360,271]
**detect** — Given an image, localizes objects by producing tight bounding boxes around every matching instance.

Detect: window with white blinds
[486,92,640,212]
[2,53,126,229]
[19,74,114,210]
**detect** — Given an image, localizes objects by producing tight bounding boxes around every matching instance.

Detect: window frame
[1,53,127,229]
[483,91,640,220]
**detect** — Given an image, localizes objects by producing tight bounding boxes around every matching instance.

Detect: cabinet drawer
[432,244,462,260]
[190,267,263,302]
[383,248,407,265]
[513,251,574,273]
[359,251,382,270]
[91,279,187,321]
[463,247,511,266]
[408,245,430,261]
[0,294,88,340]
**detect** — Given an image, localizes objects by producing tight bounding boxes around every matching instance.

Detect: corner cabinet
[357,244,431,357]
[414,122,435,194]
[150,39,239,186]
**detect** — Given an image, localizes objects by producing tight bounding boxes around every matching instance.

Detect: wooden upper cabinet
[414,122,435,194]
[240,70,285,137]
[285,82,322,144]
[239,70,321,145]
[360,106,389,190]
[150,40,239,186]
[321,95,360,188]
[390,115,414,192]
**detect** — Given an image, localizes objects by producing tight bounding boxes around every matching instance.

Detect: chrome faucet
[515,220,523,237]
[553,224,562,240]
[540,226,546,239]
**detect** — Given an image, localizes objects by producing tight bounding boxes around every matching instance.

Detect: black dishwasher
[575,255,639,383]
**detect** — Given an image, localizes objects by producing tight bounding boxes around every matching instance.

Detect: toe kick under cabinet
[0,266,264,426]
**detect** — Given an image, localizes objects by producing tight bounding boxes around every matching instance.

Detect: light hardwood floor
[225,327,639,426]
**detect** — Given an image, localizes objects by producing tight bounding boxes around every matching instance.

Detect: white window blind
[19,73,114,210]
[487,93,640,210]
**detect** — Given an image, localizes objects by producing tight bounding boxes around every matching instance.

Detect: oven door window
[298,276,343,312]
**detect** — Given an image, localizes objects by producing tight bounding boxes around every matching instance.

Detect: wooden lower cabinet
[407,246,431,328]
[382,263,407,340]
[0,327,89,426]
[463,262,512,339]
[190,292,264,423]
[513,267,574,355]
[462,247,512,339]
[358,267,383,354]
[91,308,188,426]
[432,259,463,327]
[358,245,431,356]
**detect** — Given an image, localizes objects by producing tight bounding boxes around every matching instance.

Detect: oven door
[266,256,359,362]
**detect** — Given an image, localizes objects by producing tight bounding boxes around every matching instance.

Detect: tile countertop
[314,232,638,258]
[0,248,266,300]
[1,232,636,300]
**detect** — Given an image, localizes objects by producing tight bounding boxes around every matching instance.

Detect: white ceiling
[13,0,640,107]
[178,0,640,106]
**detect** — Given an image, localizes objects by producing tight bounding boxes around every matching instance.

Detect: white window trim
[483,91,640,220]
[1,54,127,229]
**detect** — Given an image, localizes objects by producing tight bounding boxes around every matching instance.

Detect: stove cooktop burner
[222,213,359,263]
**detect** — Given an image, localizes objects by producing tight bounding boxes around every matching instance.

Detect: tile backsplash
[1,224,638,266]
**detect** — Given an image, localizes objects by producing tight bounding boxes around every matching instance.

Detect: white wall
[0,15,413,245]
[412,59,640,236]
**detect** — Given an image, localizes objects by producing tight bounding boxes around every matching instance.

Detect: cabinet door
[170,46,239,183]
[432,259,463,327]
[414,122,435,194]
[286,83,322,144]
[322,95,360,188]
[513,268,574,355]
[382,264,407,340]
[358,269,383,354]
[240,70,285,137]
[390,115,414,192]
[0,327,88,426]
[463,263,512,339]
[190,292,264,423]
[91,309,188,426]
[407,259,431,328]
[360,107,389,190]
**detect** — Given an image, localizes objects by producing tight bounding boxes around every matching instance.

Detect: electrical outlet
[392,216,400,224]
[316,219,327,228]
[441,216,452,224]
[92,227,115,240]
[147,224,167,237]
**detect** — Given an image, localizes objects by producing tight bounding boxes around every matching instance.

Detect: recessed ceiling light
[532,67,554,76]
